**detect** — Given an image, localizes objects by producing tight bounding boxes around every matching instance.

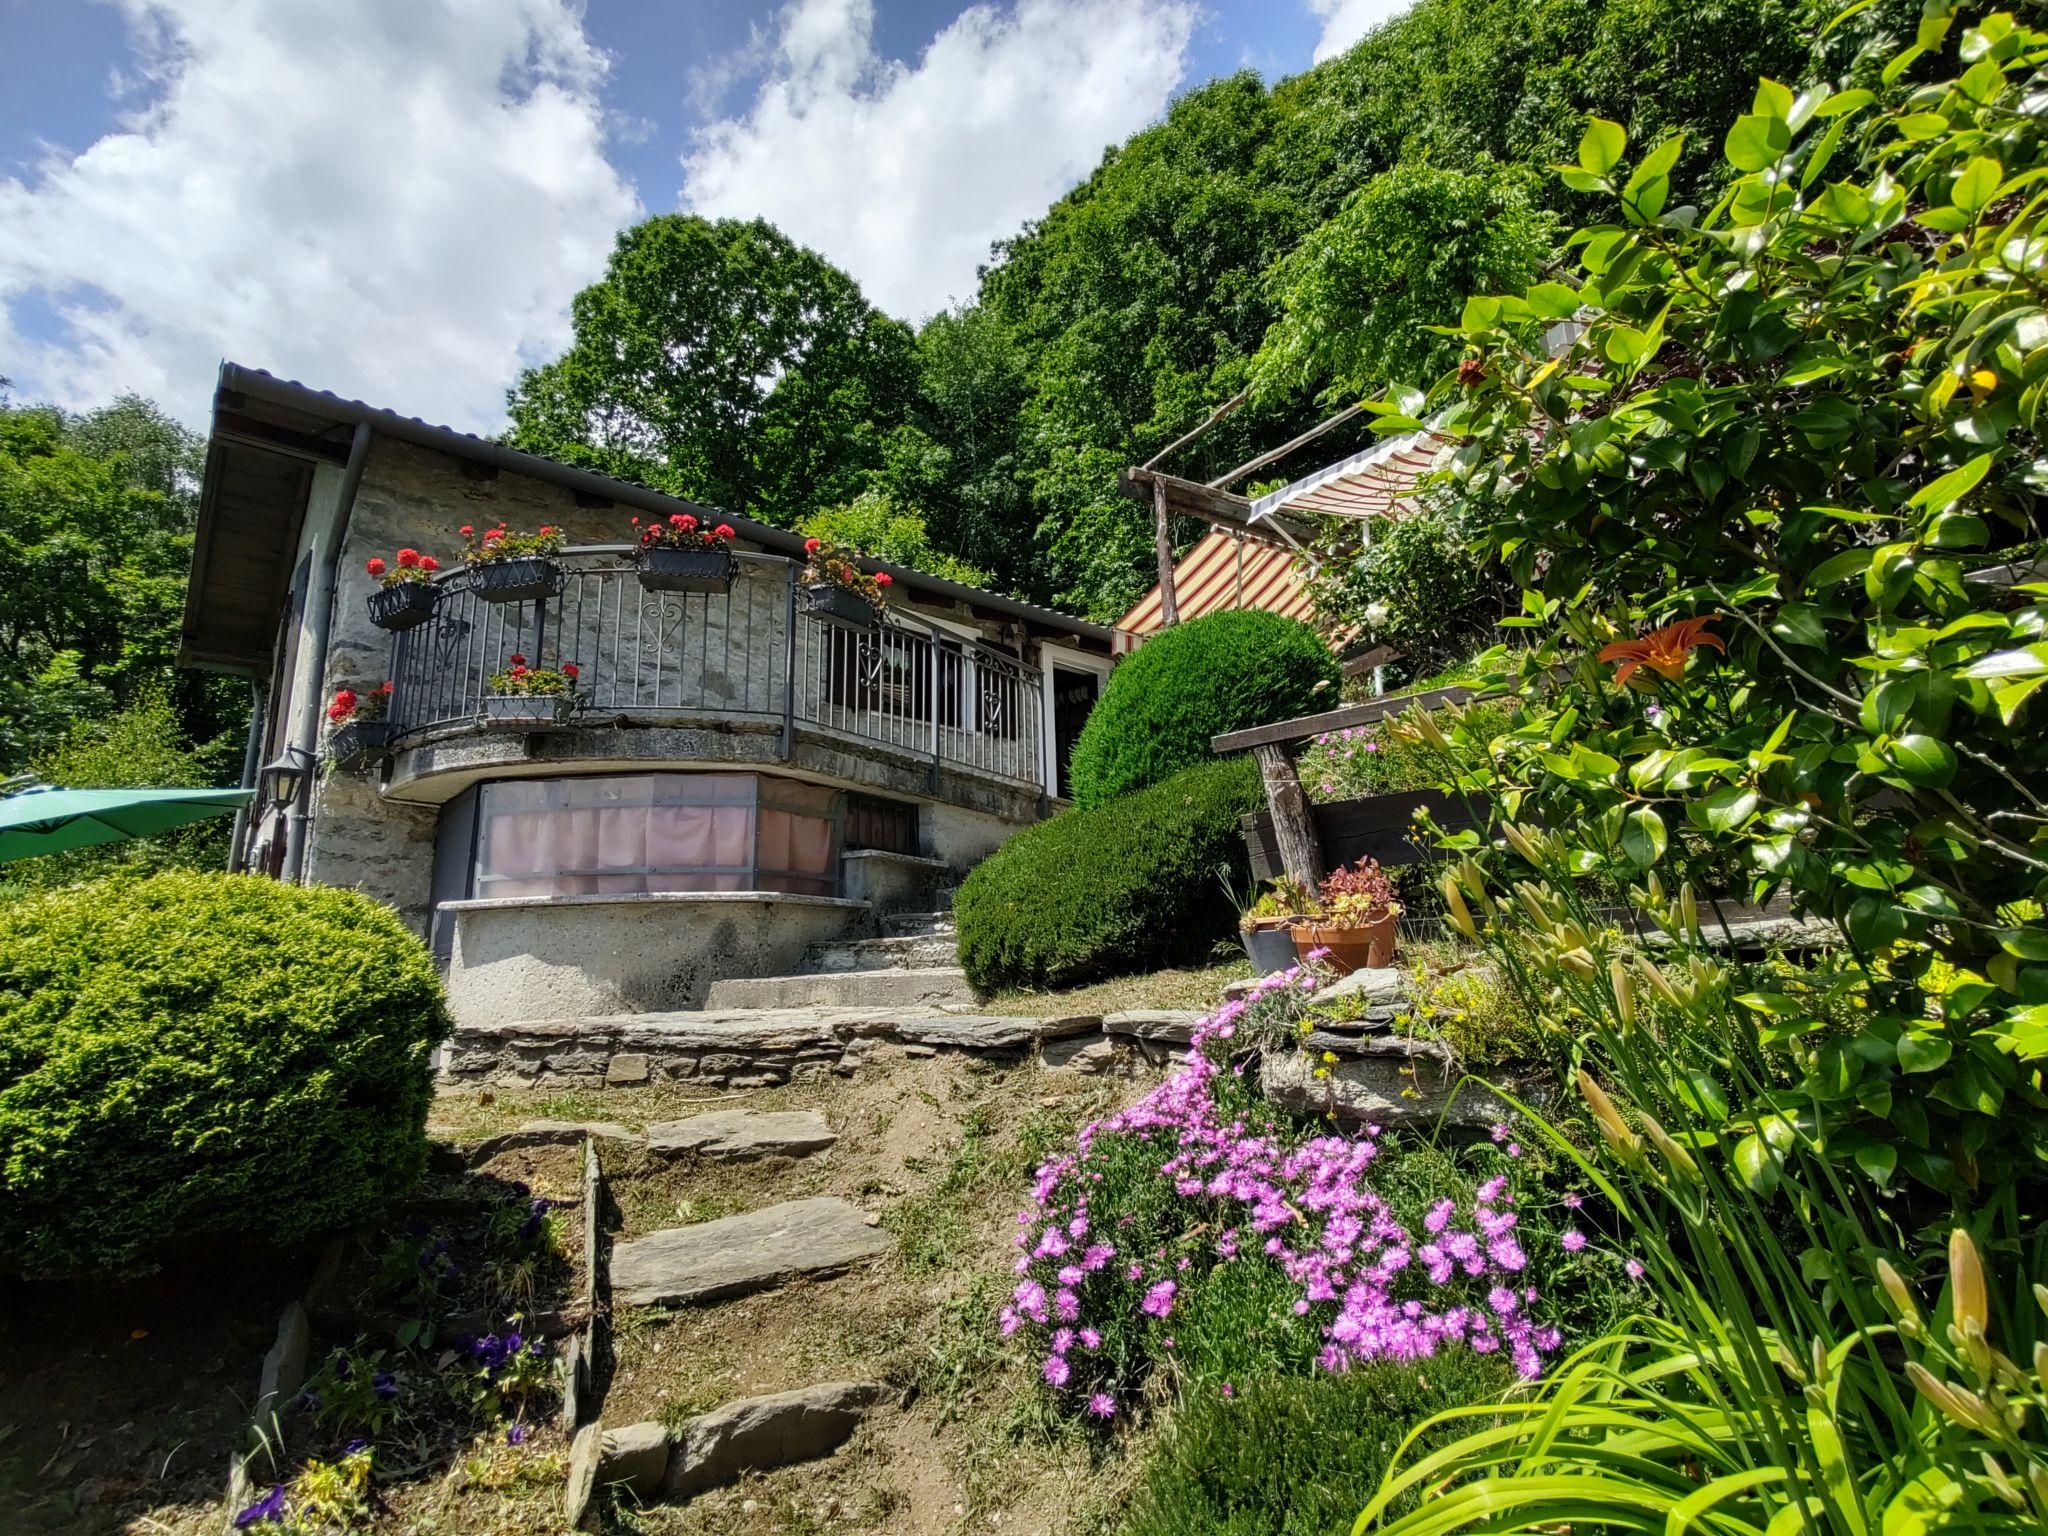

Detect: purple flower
[1625,1258,1646,1279]
[506,1423,528,1446]
[371,1371,397,1399]
[1043,1355,1071,1387]
[233,1486,288,1527]
[1562,1193,1584,1211]
[1140,1280,1177,1318]
[1561,1230,1588,1253]
[1086,1392,1116,1419]
[343,1439,368,1457]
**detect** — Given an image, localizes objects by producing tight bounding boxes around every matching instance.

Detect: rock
[1038,1033,1118,1073]
[644,1110,837,1162]
[598,1421,671,1499]
[1259,1040,1533,1134]
[606,1053,652,1085]
[564,1422,601,1529]
[560,1333,586,1430]
[251,1301,309,1430]
[611,1197,893,1309]
[666,1382,887,1497]
[1102,1009,1205,1043]
[1313,967,1410,1007]
[466,1120,642,1164]
[884,1016,1050,1051]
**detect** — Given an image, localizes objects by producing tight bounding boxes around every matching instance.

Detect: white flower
[1364,601,1393,627]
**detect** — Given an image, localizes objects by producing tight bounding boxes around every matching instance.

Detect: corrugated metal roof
[1118,528,1313,634]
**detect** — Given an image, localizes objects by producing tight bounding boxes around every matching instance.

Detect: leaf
[1725,114,1791,172]
[1620,806,1667,868]
[1524,281,1580,320]
[1854,1142,1898,1186]
[1896,1031,1953,1074]
[1691,785,1760,833]
[1752,78,1795,120]
[1734,1133,1782,1195]
[1578,116,1627,176]
[1846,896,1908,952]
[1951,155,2003,216]
[1961,644,2048,679]
[1884,734,1956,788]
[1907,452,1992,510]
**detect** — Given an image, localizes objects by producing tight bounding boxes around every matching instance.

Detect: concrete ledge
[840,848,947,914]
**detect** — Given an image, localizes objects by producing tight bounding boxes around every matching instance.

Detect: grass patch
[983,958,1250,1019]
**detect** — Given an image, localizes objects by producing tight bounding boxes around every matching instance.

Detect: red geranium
[366,558,386,577]
[714,523,735,540]
[396,547,420,567]
[875,571,893,588]
[803,536,822,555]
[561,662,580,679]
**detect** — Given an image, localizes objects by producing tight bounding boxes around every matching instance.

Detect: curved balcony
[379,549,1047,807]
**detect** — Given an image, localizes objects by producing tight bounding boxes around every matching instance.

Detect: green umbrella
[0,786,255,865]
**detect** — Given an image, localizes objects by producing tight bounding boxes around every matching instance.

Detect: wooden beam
[1152,476,1180,626]
[1255,742,1322,887]
[1138,388,1249,473]
[213,412,352,464]
[1212,682,1484,755]
[1208,403,1363,491]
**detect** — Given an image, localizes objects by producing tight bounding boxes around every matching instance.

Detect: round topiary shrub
[1067,611,1338,808]
[956,755,1262,993]
[0,871,452,1275]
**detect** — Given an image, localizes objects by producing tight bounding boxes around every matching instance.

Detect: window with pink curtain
[473,774,840,899]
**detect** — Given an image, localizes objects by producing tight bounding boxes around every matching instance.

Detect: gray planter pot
[481,693,577,728]
[804,582,882,630]
[329,719,399,771]
[473,556,564,605]
[366,580,439,632]
[637,546,737,594]
[1241,923,1300,976]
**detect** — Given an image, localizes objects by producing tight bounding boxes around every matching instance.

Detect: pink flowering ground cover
[1001,966,1603,1423]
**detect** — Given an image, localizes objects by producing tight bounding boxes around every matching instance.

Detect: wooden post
[1153,477,1179,626]
[1255,742,1321,888]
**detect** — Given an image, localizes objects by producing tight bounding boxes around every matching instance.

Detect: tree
[798,490,992,589]
[506,215,918,526]
[1255,164,1554,400]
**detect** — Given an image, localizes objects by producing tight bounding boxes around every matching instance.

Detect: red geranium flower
[418,555,440,572]
[396,547,420,567]
[1596,616,1725,686]
[538,525,555,536]
[508,653,527,666]
[326,688,358,723]
[459,524,474,537]
[803,537,822,555]
[561,662,580,679]
[366,557,386,576]
[713,523,735,540]
[875,571,893,588]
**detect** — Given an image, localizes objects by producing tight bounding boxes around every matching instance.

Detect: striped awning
[1247,427,1450,523]
[1118,528,1313,635]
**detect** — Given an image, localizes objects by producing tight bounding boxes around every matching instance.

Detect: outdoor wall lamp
[258,745,319,808]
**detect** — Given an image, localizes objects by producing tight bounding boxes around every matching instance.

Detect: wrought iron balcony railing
[383,549,1046,791]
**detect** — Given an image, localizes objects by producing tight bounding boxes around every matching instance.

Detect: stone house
[182,365,1116,1026]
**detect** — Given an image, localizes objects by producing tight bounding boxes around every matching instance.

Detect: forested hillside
[514,0,1895,620]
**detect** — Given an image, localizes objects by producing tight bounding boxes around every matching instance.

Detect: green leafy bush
[1304,503,1511,684]
[956,756,1261,992]
[1067,612,1337,808]
[0,871,451,1275]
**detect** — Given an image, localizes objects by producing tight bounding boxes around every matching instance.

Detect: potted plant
[364,547,444,630]
[326,681,398,770]
[630,511,738,593]
[462,521,566,604]
[1291,856,1402,974]
[799,536,893,629]
[481,654,580,726]
[1240,876,1313,974]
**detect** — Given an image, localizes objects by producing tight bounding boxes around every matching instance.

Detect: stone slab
[1037,1032,1120,1073]
[667,1381,887,1497]
[1102,1009,1206,1044]
[1260,1045,1535,1134]
[564,1422,601,1529]
[703,967,977,1011]
[645,1110,837,1162]
[465,1119,641,1165]
[611,1197,892,1309]
[598,1420,671,1499]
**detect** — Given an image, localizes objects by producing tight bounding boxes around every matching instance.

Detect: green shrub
[1116,1355,1509,1536]
[0,871,451,1275]
[1067,612,1337,808]
[956,756,1261,992]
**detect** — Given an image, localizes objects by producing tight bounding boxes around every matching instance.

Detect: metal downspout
[228,675,267,871]
[283,422,373,882]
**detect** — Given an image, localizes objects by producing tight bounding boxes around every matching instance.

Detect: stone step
[805,934,958,973]
[881,909,956,939]
[702,966,976,1011]
[611,1196,892,1309]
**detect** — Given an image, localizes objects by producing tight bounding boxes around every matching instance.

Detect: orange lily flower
[1596,616,1725,686]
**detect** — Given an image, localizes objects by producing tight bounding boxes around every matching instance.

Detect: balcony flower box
[804,581,882,630]
[481,693,577,728]
[328,718,399,771]
[366,579,440,632]
[474,555,563,605]
[637,546,737,594]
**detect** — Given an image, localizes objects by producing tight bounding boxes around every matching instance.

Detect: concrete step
[805,934,958,973]
[882,910,956,939]
[702,966,976,1011]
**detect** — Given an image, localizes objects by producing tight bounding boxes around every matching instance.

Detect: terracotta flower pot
[1291,914,1398,975]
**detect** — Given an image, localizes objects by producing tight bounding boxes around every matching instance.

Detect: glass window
[471,773,841,899]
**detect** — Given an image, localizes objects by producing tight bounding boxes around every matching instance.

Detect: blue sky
[0,1,1404,430]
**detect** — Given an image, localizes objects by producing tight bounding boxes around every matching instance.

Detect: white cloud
[0,0,640,431]
[1307,0,1414,63]
[680,0,1199,321]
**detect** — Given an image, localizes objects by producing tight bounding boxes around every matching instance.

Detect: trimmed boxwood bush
[1068,610,1339,808]
[957,755,1261,993]
[0,871,452,1275]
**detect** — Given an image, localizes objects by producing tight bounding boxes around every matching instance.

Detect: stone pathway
[610,1194,893,1309]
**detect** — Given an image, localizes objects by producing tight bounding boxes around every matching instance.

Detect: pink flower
[1043,1355,1070,1387]
[1140,1280,1177,1318]
[1561,1230,1588,1254]
[1086,1393,1115,1419]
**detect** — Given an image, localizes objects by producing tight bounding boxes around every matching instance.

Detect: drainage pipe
[227,675,268,871]
[282,422,373,882]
